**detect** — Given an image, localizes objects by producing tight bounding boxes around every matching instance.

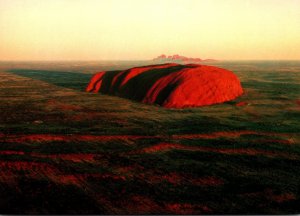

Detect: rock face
[86,63,243,108]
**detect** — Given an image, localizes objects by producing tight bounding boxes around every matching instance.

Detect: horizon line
[0,59,300,62]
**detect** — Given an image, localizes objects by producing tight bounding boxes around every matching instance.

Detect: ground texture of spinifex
[0,60,299,214]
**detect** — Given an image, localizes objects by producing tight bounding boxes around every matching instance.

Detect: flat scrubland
[0,61,299,214]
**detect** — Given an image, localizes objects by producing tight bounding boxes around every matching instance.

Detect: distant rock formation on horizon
[153,54,217,63]
[86,63,243,108]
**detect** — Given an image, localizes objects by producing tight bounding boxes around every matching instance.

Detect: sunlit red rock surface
[86,63,243,108]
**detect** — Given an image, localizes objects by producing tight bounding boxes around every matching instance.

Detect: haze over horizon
[1,0,300,61]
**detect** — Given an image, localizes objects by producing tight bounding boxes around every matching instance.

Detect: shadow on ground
[8,69,93,91]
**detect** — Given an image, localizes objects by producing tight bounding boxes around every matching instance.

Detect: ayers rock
[86,63,243,108]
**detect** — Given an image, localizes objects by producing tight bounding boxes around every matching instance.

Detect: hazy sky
[0,0,300,60]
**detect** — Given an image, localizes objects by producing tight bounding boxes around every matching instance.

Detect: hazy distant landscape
[0,60,299,214]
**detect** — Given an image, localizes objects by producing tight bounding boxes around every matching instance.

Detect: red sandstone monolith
[86,63,243,108]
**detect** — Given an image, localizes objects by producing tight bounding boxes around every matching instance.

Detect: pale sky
[0,0,300,61]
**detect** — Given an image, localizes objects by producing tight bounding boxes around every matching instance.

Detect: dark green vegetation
[0,61,299,214]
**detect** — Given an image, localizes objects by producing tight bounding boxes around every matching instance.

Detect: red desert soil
[0,150,97,163]
[235,101,248,106]
[256,139,294,145]
[190,176,224,186]
[0,133,156,143]
[86,63,243,108]
[0,150,25,155]
[56,173,126,187]
[0,161,62,185]
[0,130,292,144]
[0,148,224,187]
[269,193,296,203]
[0,159,127,188]
[165,203,212,214]
[0,161,59,172]
[119,195,162,214]
[135,142,299,160]
[243,189,297,204]
[172,130,293,139]
[138,172,224,186]
[46,99,82,111]
[30,153,97,163]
